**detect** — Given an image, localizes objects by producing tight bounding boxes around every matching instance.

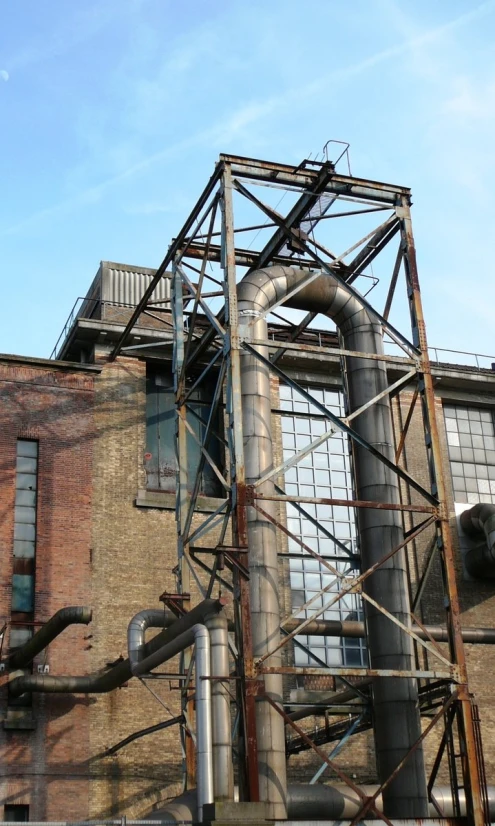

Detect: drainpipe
[237,265,428,818]
[460,503,495,578]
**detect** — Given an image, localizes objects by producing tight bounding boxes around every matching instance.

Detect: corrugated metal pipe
[8,598,224,697]
[6,606,92,670]
[460,503,495,578]
[237,265,428,818]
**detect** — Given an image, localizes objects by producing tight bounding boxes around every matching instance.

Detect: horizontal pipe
[283,617,495,644]
[7,606,92,670]
[9,599,225,698]
[152,784,495,821]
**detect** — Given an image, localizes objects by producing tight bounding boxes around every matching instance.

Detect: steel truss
[110,154,488,825]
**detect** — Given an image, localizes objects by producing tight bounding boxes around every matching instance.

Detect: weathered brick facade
[0,355,96,820]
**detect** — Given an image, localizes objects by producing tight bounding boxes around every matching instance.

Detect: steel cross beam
[110,160,223,359]
[399,197,486,826]
[242,342,437,505]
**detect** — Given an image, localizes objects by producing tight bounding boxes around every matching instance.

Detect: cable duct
[237,265,428,818]
[460,503,495,578]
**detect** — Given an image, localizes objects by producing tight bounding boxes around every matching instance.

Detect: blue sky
[1,0,495,361]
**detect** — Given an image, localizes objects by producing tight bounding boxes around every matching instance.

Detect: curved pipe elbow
[8,606,93,670]
[127,608,175,671]
[460,503,495,578]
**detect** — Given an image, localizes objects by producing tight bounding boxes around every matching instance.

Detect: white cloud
[0,70,9,81]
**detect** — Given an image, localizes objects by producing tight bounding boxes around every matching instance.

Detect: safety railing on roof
[51,297,495,374]
[50,297,152,360]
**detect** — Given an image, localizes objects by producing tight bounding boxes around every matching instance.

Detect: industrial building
[1,153,495,825]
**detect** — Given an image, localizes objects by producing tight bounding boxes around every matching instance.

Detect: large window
[8,440,38,715]
[444,405,495,505]
[280,384,366,668]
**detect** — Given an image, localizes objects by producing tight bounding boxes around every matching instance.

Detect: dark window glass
[145,367,223,496]
[4,805,29,821]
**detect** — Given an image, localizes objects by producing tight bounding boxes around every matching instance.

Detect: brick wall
[0,358,95,820]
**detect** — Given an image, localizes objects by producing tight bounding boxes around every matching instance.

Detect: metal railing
[50,297,153,361]
[428,346,495,371]
[51,298,495,374]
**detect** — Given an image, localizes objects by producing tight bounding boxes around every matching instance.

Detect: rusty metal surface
[253,490,436,513]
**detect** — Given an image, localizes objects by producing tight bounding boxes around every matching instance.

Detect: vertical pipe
[194,625,214,821]
[239,306,288,820]
[205,612,234,801]
[238,265,428,818]
[343,318,428,817]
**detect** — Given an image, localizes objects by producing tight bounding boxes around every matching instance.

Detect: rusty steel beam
[253,490,437,514]
[400,197,486,826]
[261,665,454,680]
[256,516,436,666]
[262,691,395,826]
[110,161,222,360]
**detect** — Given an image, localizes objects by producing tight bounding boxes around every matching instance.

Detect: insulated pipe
[9,598,224,697]
[127,609,176,671]
[237,265,427,818]
[7,606,92,669]
[130,623,213,821]
[238,279,288,819]
[152,784,495,822]
[205,612,234,802]
[192,624,214,823]
[287,783,495,820]
[460,503,495,578]
[284,616,495,643]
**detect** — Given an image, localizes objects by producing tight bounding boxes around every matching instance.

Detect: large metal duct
[237,265,427,818]
[6,606,92,669]
[460,503,495,578]
[9,598,224,697]
[127,609,175,671]
[152,783,495,822]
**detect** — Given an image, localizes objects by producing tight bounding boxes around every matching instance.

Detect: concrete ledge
[135,489,228,513]
[205,801,270,822]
